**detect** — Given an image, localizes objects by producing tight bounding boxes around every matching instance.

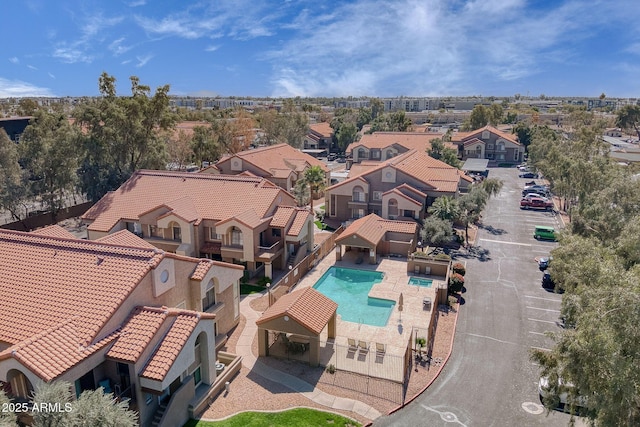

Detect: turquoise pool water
[313,267,394,327]
[408,277,433,287]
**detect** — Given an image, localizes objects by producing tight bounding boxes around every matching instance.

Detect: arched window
[388,199,398,217]
[7,369,33,399]
[357,148,366,160]
[231,227,243,246]
[352,186,365,202]
[169,221,181,241]
[385,149,394,159]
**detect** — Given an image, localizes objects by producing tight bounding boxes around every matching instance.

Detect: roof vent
[96,256,104,265]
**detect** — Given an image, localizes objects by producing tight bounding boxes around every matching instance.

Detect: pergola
[256,288,338,367]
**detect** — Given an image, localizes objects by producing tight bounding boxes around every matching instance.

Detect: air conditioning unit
[388,215,397,220]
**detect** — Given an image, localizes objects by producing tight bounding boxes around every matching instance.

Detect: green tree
[428,138,461,168]
[19,111,80,216]
[303,165,326,214]
[370,98,384,120]
[616,105,640,139]
[31,381,137,427]
[488,103,504,126]
[456,187,490,245]
[367,111,412,133]
[335,122,358,153]
[0,129,28,221]
[462,105,489,131]
[420,217,454,247]
[0,389,16,426]
[190,125,221,166]
[75,73,177,202]
[16,98,40,116]
[256,104,308,148]
[427,196,460,221]
[513,122,533,151]
[292,178,310,207]
[480,177,503,198]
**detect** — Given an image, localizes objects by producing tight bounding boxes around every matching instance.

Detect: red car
[520,197,553,210]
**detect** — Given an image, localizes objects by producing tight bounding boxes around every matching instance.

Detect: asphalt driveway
[373,168,583,427]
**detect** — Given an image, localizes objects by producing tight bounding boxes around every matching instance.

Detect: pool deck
[293,248,445,383]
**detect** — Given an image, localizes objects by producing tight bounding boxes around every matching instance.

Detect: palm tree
[427,196,460,221]
[303,165,326,213]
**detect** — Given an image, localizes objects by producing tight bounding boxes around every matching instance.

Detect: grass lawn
[240,283,265,295]
[314,220,335,231]
[183,408,360,427]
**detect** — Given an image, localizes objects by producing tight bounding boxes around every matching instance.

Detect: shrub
[434,253,451,261]
[326,364,336,374]
[415,337,426,348]
[449,273,465,293]
[452,262,466,276]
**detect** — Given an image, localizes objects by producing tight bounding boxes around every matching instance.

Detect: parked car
[336,156,346,163]
[542,272,563,293]
[327,153,337,161]
[523,187,550,198]
[534,225,557,241]
[520,197,554,210]
[519,172,539,179]
[522,193,549,201]
[539,376,587,411]
[518,165,529,172]
[538,256,552,271]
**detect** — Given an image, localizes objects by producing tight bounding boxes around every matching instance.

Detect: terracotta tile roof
[216,143,328,176]
[462,137,484,147]
[270,206,296,228]
[31,225,77,240]
[189,258,243,281]
[287,209,311,237]
[216,209,269,229]
[96,230,157,249]
[105,307,166,363]
[336,214,417,247]
[0,229,162,347]
[82,171,291,233]
[139,310,204,381]
[348,163,379,178]
[309,122,333,138]
[383,188,423,207]
[452,125,520,145]
[271,168,295,179]
[0,318,118,381]
[394,183,427,199]
[256,288,337,335]
[328,150,463,194]
[160,197,200,223]
[346,131,446,153]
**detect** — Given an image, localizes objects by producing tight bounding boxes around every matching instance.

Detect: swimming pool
[313,267,394,327]
[408,277,433,287]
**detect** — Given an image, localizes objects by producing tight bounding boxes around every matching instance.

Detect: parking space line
[528,318,557,324]
[479,238,531,246]
[465,333,518,346]
[528,331,547,336]
[525,295,561,302]
[531,346,552,352]
[527,306,560,313]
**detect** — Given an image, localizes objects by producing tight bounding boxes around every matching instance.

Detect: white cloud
[27,65,38,70]
[121,59,132,64]
[8,57,19,64]
[265,0,624,96]
[109,37,133,56]
[0,77,54,97]
[51,12,124,64]
[205,45,220,52]
[136,53,154,67]
[48,72,55,79]
[127,0,146,6]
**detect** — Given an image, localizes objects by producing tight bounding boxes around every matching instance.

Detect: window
[514,150,519,161]
[208,227,222,240]
[486,153,494,159]
[352,186,365,202]
[193,367,202,386]
[388,199,398,217]
[202,281,216,310]
[145,393,153,405]
[373,191,382,201]
[354,208,365,219]
[385,150,394,160]
[172,226,181,241]
[403,210,414,218]
[149,225,159,237]
[497,142,505,151]
[487,144,494,150]
[231,229,242,246]
[357,148,366,160]
[272,228,281,237]
[371,150,381,159]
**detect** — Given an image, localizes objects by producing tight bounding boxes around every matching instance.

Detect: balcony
[221,243,244,259]
[347,198,368,208]
[256,240,283,262]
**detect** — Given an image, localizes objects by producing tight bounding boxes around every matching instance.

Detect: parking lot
[375,167,581,426]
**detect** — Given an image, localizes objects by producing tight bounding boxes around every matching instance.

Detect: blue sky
[3,0,640,98]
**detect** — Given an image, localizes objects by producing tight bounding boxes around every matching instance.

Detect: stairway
[150,403,167,427]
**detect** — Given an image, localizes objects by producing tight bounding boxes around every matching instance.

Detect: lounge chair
[376,342,386,356]
[347,338,358,354]
[358,340,369,354]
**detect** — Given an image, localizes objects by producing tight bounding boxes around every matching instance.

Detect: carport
[461,158,490,177]
[256,288,338,367]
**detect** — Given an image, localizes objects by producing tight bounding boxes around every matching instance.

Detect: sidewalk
[230,294,381,420]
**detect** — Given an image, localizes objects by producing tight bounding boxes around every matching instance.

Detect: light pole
[266,283,271,307]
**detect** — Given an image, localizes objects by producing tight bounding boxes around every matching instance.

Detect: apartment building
[215,143,329,192]
[325,150,472,224]
[0,226,244,427]
[81,170,314,280]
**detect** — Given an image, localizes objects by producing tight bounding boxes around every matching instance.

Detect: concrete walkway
[235,293,382,421]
